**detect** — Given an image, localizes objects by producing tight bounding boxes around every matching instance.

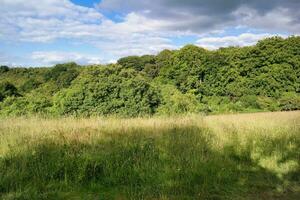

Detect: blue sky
[0,0,299,66]
[71,0,97,8]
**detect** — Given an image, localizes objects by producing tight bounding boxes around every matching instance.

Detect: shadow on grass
[0,126,299,199]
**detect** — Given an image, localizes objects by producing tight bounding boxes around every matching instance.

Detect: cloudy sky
[0,0,299,66]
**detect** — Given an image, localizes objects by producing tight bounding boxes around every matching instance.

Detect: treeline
[0,36,299,117]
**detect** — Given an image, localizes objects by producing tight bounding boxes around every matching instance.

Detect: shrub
[44,62,79,88]
[118,55,155,71]
[279,92,300,111]
[257,96,279,111]
[0,82,19,101]
[156,85,203,115]
[0,95,52,116]
[240,95,260,109]
[20,79,42,93]
[0,65,9,73]
[53,66,161,117]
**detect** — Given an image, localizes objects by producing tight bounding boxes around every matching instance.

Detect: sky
[0,0,299,67]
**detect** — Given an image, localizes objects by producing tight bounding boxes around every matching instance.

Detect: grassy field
[0,111,299,199]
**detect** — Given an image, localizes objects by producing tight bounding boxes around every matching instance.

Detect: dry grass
[204,111,300,147]
[1,111,299,155]
[205,111,300,131]
[0,111,299,199]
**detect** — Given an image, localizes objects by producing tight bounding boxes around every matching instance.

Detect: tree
[279,92,300,111]
[0,65,9,73]
[0,82,19,101]
[118,55,156,71]
[1,36,299,116]
[44,62,80,88]
[20,79,41,93]
[53,66,161,117]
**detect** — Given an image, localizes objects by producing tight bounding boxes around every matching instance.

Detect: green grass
[0,112,299,199]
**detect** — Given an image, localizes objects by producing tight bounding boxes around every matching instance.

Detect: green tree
[20,79,41,93]
[53,66,160,117]
[0,82,19,101]
[118,55,155,71]
[0,65,9,73]
[44,62,79,88]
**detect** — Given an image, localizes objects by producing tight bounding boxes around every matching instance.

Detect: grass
[0,111,299,199]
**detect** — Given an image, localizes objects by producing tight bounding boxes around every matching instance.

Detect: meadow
[0,111,299,199]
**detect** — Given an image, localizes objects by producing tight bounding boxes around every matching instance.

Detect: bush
[0,65,9,73]
[156,85,203,115]
[143,64,160,79]
[44,62,79,88]
[0,36,299,116]
[240,95,260,109]
[0,95,52,116]
[0,82,19,101]
[256,96,279,111]
[53,66,161,117]
[118,55,155,71]
[279,93,300,111]
[20,79,42,93]
[0,96,29,116]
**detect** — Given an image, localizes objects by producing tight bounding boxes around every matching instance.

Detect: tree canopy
[0,36,299,116]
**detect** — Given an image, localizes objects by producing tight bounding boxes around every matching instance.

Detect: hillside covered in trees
[0,36,299,117]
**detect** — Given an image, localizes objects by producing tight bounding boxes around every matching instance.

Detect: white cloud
[0,0,299,66]
[0,0,104,41]
[31,51,102,65]
[0,0,175,61]
[0,1,170,43]
[196,33,287,49]
[233,6,300,35]
[0,51,30,67]
[97,0,300,34]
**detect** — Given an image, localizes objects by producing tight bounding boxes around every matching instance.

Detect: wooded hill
[0,36,299,117]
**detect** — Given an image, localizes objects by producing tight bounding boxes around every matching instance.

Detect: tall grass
[0,111,299,199]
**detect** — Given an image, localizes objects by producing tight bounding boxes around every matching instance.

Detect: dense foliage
[0,36,299,116]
